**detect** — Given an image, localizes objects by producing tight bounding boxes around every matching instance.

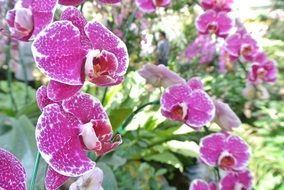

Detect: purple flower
[218,47,237,73]
[225,29,259,62]
[161,78,215,129]
[220,170,253,190]
[200,0,234,12]
[32,7,129,101]
[58,0,85,5]
[213,100,241,131]
[200,133,250,171]
[0,148,27,190]
[248,59,277,84]
[135,0,171,13]
[189,179,217,190]
[36,86,122,179]
[195,10,233,38]
[138,64,185,88]
[185,35,216,64]
[6,0,57,41]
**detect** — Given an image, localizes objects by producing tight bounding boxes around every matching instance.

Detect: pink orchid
[36,86,121,181]
[138,64,185,88]
[213,100,241,131]
[248,59,277,84]
[195,10,233,38]
[69,167,104,190]
[189,179,217,190]
[6,0,57,41]
[135,0,171,13]
[185,35,216,64]
[58,0,121,6]
[161,78,215,129]
[200,0,234,12]
[218,47,237,73]
[200,133,250,171]
[225,29,259,62]
[0,148,27,190]
[32,7,129,101]
[220,170,253,190]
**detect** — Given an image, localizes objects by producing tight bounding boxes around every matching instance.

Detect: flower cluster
[185,0,277,99]
[4,0,129,189]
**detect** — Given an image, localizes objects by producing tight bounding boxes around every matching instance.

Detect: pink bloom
[225,29,259,62]
[189,179,217,190]
[135,0,171,13]
[218,47,237,73]
[138,64,185,88]
[195,10,233,38]
[213,100,241,131]
[248,59,277,84]
[99,0,121,4]
[32,7,129,101]
[161,78,215,129]
[6,0,57,41]
[69,167,104,190]
[200,133,250,171]
[185,35,216,64]
[0,148,27,190]
[200,0,234,12]
[36,87,122,179]
[58,0,85,5]
[220,170,253,190]
[45,167,69,190]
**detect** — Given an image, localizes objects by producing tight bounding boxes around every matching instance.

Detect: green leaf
[145,152,183,171]
[108,108,132,131]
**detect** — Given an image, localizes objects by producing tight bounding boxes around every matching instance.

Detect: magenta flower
[189,179,217,190]
[6,0,57,41]
[225,29,259,62]
[58,0,85,5]
[0,148,27,190]
[36,86,122,178]
[135,0,171,13]
[32,7,129,101]
[200,133,250,171]
[220,170,253,190]
[200,0,234,12]
[138,64,185,88]
[45,167,69,190]
[218,47,237,73]
[185,35,216,64]
[195,10,233,38]
[213,100,241,131]
[248,59,277,84]
[161,78,215,129]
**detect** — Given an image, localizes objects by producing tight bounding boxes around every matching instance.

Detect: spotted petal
[36,86,54,111]
[45,167,69,190]
[36,103,96,177]
[0,148,27,190]
[58,0,85,6]
[32,21,86,85]
[135,0,156,13]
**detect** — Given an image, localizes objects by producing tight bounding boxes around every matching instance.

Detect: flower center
[218,152,235,170]
[256,68,267,79]
[234,183,247,190]
[154,0,164,7]
[208,23,218,34]
[240,44,252,56]
[80,122,101,150]
[171,103,187,121]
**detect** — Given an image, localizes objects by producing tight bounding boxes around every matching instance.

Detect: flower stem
[214,167,221,181]
[101,87,108,106]
[116,100,160,134]
[29,152,41,190]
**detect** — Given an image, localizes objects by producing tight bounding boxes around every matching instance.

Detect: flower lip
[218,151,236,170]
[170,103,188,121]
[240,44,252,56]
[208,22,218,34]
[80,122,101,150]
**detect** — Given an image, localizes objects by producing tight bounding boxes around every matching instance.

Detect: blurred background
[0,0,283,189]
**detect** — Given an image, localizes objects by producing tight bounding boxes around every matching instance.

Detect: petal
[238,170,253,188]
[47,80,82,101]
[60,7,91,50]
[99,0,121,4]
[189,179,210,190]
[135,0,156,13]
[154,0,171,7]
[36,86,54,111]
[0,148,27,190]
[220,173,236,190]
[195,10,216,34]
[36,104,96,177]
[85,22,129,76]
[31,0,57,37]
[45,167,69,190]
[58,0,85,6]
[187,77,204,90]
[225,136,250,170]
[216,12,233,37]
[62,92,108,124]
[32,20,86,85]
[186,90,215,128]
[199,133,226,166]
